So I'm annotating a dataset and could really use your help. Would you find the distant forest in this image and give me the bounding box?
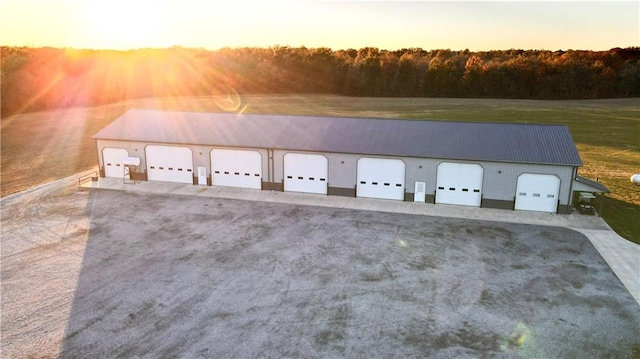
[2,46,639,116]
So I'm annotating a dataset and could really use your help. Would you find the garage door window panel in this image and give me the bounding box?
[514,174,560,213]
[146,145,194,184]
[103,148,130,178]
[356,158,405,201]
[284,153,328,195]
[211,149,262,189]
[436,162,483,207]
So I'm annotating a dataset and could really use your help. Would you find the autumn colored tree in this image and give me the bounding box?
[1,46,639,117]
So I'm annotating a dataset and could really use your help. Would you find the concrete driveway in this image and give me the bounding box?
[1,180,639,358]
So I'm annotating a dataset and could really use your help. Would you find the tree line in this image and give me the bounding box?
[2,46,639,116]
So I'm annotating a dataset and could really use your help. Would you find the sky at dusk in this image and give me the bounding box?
[1,1,638,51]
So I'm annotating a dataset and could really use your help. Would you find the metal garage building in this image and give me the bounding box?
[93,109,608,214]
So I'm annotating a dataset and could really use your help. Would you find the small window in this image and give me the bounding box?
[187,169,192,172]
[473,189,480,193]
[168,167,173,171]
[396,184,402,187]
[287,175,293,179]
[360,181,366,184]
[372,182,378,185]
[384,183,390,186]
[309,177,315,181]
[533,193,541,197]
[255,174,260,177]
[107,163,112,166]
[519,192,526,196]
[449,187,455,191]
[159,167,164,170]
[116,164,121,167]
[245,173,250,176]
[547,194,555,198]
[462,188,469,192]
[320,178,326,182]
[150,166,155,169]
[438,186,445,190]
[214,170,219,174]
[298,176,303,180]
[234,172,240,176]
[178,168,183,171]
[224,171,229,174]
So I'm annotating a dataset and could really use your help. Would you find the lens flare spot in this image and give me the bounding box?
[500,322,530,351]
[213,87,243,112]
[397,239,408,247]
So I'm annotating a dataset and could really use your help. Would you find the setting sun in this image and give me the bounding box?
[1,0,637,51]
[82,1,168,49]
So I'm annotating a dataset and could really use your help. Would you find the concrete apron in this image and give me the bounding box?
[81,175,640,306]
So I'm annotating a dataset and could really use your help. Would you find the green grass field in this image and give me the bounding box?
[2,95,638,243]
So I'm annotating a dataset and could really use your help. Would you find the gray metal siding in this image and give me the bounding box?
[192,145,211,172]
[99,139,575,206]
[479,162,574,205]
[394,158,573,206]
[271,149,576,205]
[327,153,358,189]
[404,158,439,195]
[97,140,269,182]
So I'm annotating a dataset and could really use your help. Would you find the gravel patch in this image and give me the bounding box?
[2,182,638,358]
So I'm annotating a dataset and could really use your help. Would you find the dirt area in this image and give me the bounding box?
[1,178,639,358]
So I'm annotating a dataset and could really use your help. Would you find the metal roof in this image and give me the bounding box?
[93,109,583,166]
[574,176,610,193]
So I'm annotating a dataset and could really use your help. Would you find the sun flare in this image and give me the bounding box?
[85,0,168,49]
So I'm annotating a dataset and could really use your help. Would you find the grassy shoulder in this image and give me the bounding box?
[2,95,638,243]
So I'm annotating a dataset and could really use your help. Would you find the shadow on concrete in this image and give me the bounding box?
[59,190,639,358]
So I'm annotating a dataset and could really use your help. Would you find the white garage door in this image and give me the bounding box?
[284,153,328,194]
[211,149,262,189]
[356,158,405,200]
[146,145,193,184]
[514,173,560,213]
[436,162,483,207]
[103,148,129,178]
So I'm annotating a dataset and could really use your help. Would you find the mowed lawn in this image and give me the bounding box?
[1,95,639,243]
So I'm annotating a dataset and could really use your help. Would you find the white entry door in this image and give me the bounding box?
[145,145,193,184]
[197,167,207,186]
[103,148,129,178]
[414,181,426,202]
[436,162,483,207]
[284,153,328,194]
[356,158,405,200]
[514,173,560,213]
[211,149,262,189]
